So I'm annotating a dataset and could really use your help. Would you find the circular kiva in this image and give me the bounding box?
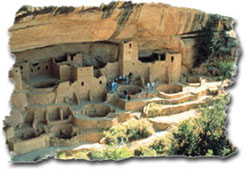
[32,80,57,88]
[82,104,111,117]
[117,85,142,96]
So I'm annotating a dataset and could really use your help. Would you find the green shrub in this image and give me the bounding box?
[195,14,239,67]
[57,152,67,159]
[150,138,167,155]
[87,146,133,161]
[125,118,154,141]
[145,103,162,117]
[219,61,236,81]
[104,124,127,145]
[56,149,89,160]
[87,150,105,160]
[104,146,133,160]
[134,146,157,157]
[103,118,154,145]
[164,96,236,157]
[72,150,89,160]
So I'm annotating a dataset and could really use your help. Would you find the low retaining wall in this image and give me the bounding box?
[149,120,170,131]
[11,134,50,155]
[117,112,132,123]
[27,92,55,105]
[77,132,104,143]
[125,101,146,111]
[158,91,187,99]
[72,115,115,130]
[130,93,156,100]
[146,100,205,117]
[191,86,207,99]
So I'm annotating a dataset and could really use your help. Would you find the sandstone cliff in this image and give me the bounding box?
[9,1,237,69]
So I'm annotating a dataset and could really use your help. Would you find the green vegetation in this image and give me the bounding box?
[57,150,89,160]
[15,6,76,23]
[52,6,75,16]
[144,102,174,117]
[195,14,239,67]
[144,103,162,117]
[150,96,236,157]
[134,146,157,157]
[150,138,167,155]
[118,1,135,25]
[103,124,127,145]
[219,61,237,82]
[87,150,105,160]
[15,6,53,23]
[103,118,154,145]
[57,152,67,159]
[102,1,118,18]
[87,146,133,160]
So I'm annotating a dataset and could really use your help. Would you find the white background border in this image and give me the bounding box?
[0,0,246,169]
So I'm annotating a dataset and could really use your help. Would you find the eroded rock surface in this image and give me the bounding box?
[9,1,238,69]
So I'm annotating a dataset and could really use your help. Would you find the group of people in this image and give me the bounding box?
[107,73,133,93]
[146,82,156,88]
[106,73,156,101]
[121,90,131,101]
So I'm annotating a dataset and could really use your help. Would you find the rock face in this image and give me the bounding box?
[9,1,235,69]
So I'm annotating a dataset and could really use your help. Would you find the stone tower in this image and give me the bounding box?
[119,40,138,76]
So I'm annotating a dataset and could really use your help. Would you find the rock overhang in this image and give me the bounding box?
[9,1,234,54]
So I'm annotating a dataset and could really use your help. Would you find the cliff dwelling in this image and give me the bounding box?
[4,1,240,162]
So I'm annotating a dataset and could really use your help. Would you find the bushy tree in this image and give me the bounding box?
[195,14,239,67]
[103,124,127,145]
[195,15,222,66]
[149,138,167,155]
[134,146,157,157]
[125,118,154,141]
[103,118,154,145]
[157,96,236,157]
[219,61,236,83]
